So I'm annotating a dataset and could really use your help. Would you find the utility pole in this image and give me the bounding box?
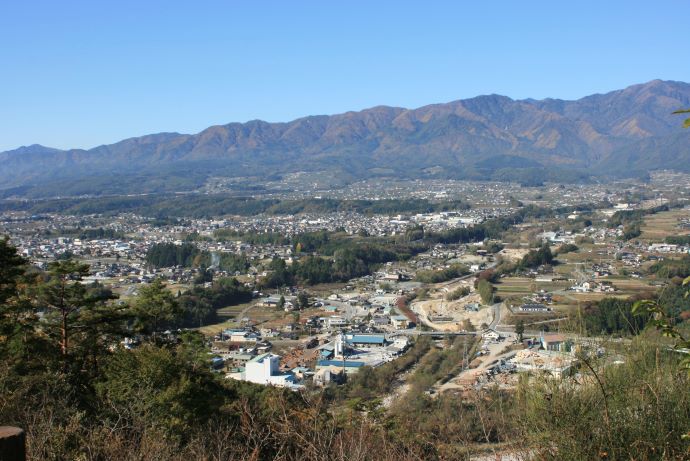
[463,340,468,371]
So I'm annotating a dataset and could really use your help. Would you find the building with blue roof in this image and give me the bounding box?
[344,334,388,348]
[319,349,334,359]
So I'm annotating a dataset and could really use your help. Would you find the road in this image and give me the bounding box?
[315,298,369,321]
[432,301,515,394]
[436,335,516,394]
[488,302,502,330]
[236,303,255,322]
[436,261,498,289]
[396,330,476,337]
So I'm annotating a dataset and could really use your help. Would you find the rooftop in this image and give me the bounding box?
[247,353,274,363]
[542,334,567,343]
[317,360,366,368]
[346,334,386,345]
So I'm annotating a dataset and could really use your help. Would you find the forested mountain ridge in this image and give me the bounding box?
[2,79,689,196]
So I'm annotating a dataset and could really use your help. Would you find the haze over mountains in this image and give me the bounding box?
[2,79,689,197]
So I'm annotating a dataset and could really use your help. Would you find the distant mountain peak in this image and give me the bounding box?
[1,80,689,197]
[5,144,64,155]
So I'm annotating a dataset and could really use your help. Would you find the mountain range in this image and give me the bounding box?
[2,79,689,197]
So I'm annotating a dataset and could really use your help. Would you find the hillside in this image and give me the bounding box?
[2,80,689,197]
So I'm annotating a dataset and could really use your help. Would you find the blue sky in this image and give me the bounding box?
[1,1,688,151]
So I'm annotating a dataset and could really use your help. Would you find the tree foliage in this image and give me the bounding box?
[519,243,553,269]
[581,297,649,335]
[477,279,495,304]
[415,264,469,283]
[131,279,181,336]
[516,319,525,341]
[146,243,201,268]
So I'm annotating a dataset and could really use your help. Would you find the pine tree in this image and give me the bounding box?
[131,279,181,339]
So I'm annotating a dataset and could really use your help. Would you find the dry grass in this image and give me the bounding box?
[495,277,568,296]
[640,208,690,240]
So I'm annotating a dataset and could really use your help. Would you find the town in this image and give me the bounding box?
[2,174,688,401]
[2,4,689,459]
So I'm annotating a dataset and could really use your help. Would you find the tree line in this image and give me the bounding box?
[0,195,471,219]
[145,243,250,274]
[260,242,403,288]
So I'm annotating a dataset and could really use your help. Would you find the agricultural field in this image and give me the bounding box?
[200,301,262,336]
[606,277,658,294]
[640,208,690,240]
[216,302,252,320]
[495,277,569,298]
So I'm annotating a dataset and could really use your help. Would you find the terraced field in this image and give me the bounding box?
[641,209,690,240]
[495,277,569,298]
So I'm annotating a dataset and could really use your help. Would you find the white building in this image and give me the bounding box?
[482,329,501,341]
[245,353,279,384]
[229,331,259,342]
[328,316,347,328]
[391,315,411,329]
[241,353,298,388]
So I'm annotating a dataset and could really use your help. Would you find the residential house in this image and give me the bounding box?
[540,333,572,353]
[313,366,345,386]
[391,315,411,329]
[482,329,501,341]
[519,303,551,313]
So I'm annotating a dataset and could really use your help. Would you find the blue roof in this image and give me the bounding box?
[317,360,365,368]
[346,335,386,345]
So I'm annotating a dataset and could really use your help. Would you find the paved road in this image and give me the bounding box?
[315,298,369,321]
[438,261,498,286]
[488,302,502,330]
[396,330,477,337]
